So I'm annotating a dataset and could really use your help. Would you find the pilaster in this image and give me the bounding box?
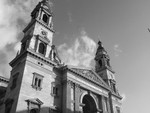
[74,83,81,113]
[62,80,73,113]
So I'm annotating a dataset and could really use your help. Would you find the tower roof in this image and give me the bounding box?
[41,0,52,13]
[31,0,52,16]
[95,40,108,57]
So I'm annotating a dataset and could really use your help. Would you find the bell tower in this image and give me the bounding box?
[20,0,54,58]
[2,1,62,113]
[95,41,117,93]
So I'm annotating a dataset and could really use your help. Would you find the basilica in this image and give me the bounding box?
[0,0,122,113]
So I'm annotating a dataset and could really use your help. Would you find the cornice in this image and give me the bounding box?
[23,19,36,33]
[110,91,122,100]
[27,49,56,66]
[36,19,55,32]
[0,76,9,83]
[23,19,55,33]
[97,66,115,74]
[9,49,56,68]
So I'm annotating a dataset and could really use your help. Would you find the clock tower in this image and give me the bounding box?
[21,0,54,57]
[2,0,62,113]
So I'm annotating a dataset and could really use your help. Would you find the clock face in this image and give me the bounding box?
[41,30,47,36]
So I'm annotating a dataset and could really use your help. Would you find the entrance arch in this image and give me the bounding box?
[82,95,97,113]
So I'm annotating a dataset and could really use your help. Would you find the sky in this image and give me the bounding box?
[0,0,150,113]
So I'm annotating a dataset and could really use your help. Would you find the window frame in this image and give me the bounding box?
[42,13,49,25]
[51,82,59,97]
[32,73,44,91]
[99,60,103,67]
[38,42,47,55]
[25,98,43,113]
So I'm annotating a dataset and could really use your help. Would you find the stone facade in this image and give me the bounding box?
[0,0,122,113]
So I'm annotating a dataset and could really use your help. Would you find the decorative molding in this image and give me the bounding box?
[0,76,9,83]
[71,68,104,86]
[66,80,73,86]
[62,80,82,92]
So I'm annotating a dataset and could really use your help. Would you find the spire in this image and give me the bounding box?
[31,0,53,18]
[95,41,111,72]
[98,40,103,48]
[41,0,52,13]
[95,40,108,57]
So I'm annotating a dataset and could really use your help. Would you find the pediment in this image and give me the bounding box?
[25,98,43,105]
[70,67,109,89]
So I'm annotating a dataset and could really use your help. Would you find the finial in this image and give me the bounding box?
[98,40,103,48]
[43,0,48,2]
[43,0,51,3]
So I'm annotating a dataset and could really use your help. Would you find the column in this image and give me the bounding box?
[62,80,73,113]
[108,92,114,113]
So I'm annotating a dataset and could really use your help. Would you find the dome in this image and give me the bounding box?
[41,0,52,13]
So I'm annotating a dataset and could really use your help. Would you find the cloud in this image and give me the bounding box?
[0,0,44,77]
[114,44,122,57]
[58,30,97,67]
[67,12,73,23]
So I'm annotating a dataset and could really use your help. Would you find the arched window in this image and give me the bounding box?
[38,42,46,55]
[30,109,37,113]
[82,95,97,113]
[42,14,49,24]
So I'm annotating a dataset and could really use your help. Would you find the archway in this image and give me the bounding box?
[82,95,97,113]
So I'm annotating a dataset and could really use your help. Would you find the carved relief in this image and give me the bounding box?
[71,68,104,86]
[67,80,73,86]
[62,80,82,93]
[75,83,82,92]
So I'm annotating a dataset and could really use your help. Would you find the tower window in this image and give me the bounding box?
[99,60,102,67]
[38,42,46,55]
[32,73,43,90]
[42,14,49,24]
